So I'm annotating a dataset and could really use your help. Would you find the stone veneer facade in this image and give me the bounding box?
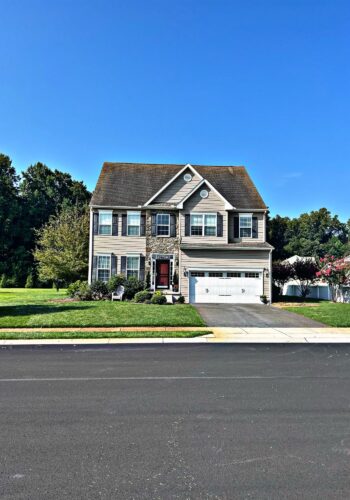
[145,210,180,284]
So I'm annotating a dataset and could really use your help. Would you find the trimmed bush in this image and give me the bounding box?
[134,290,153,303]
[123,277,146,300]
[176,295,185,304]
[75,282,92,301]
[90,280,109,300]
[107,275,125,293]
[151,291,167,305]
[67,280,84,298]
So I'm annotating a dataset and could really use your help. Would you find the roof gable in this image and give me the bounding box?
[177,179,234,210]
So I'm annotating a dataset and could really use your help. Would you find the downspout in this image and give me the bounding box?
[88,208,93,284]
[269,249,273,304]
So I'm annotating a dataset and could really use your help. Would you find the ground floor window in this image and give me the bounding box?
[127,256,139,279]
[97,255,111,282]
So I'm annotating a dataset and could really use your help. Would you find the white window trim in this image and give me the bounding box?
[190,213,217,237]
[98,210,112,236]
[126,255,140,279]
[97,254,111,282]
[127,211,141,237]
[156,213,170,237]
[239,213,253,239]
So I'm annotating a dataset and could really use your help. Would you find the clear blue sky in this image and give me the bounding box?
[1,0,349,221]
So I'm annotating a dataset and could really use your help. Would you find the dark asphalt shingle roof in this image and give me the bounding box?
[90,163,267,209]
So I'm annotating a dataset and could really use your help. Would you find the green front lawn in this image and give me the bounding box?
[285,302,350,327]
[0,289,205,328]
[0,330,210,340]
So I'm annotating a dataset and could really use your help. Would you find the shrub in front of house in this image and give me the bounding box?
[67,280,92,301]
[123,277,146,300]
[107,275,125,293]
[151,291,167,305]
[67,280,84,298]
[134,290,153,303]
[176,295,185,304]
[90,280,109,300]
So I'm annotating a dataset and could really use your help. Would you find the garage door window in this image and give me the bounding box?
[245,272,260,278]
[208,272,223,277]
[191,272,205,277]
[227,272,241,278]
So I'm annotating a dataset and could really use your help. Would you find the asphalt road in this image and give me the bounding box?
[1,344,350,499]
[194,303,325,327]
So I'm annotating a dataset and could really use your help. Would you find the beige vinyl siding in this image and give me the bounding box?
[228,212,265,243]
[180,249,270,300]
[93,210,146,275]
[181,187,227,244]
[155,169,202,204]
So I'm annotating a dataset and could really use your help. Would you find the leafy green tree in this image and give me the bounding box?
[267,215,290,260]
[34,205,90,288]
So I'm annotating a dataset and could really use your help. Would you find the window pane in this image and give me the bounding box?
[157,225,169,236]
[245,272,259,278]
[240,227,252,237]
[157,214,169,225]
[204,226,216,236]
[204,214,216,226]
[227,272,241,278]
[208,272,223,277]
[98,269,110,282]
[98,256,110,269]
[240,216,252,228]
[99,212,112,225]
[127,257,139,270]
[191,272,205,277]
[128,226,140,236]
[127,212,140,225]
[191,214,203,226]
[127,270,139,279]
[191,226,203,236]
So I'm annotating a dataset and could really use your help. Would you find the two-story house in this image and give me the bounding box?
[89,163,273,303]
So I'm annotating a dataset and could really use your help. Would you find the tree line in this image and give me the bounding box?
[0,153,90,287]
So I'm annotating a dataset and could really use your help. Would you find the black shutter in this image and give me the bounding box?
[185,214,191,236]
[151,212,157,236]
[234,215,239,238]
[140,214,146,236]
[217,213,223,237]
[170,213,176,237]
[139,256,145,281]
[93,212,99,235]
[92,256,98,281]
[252,216,258,239]
[112,213,118,236]
[121,256,127,276]
[111,254,117,276]
[122,214,127,236]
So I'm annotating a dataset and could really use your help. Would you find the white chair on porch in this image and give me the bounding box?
[112,285,125,301]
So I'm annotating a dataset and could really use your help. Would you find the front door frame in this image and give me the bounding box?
[151,253,174,291]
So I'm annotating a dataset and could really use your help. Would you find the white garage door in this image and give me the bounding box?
[189,271,263,304]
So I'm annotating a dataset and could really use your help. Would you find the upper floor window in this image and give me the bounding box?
[190,213,217,236]
[127,211,141,236]
[127,256,139,279]
[157,213,170,236]
[97,255,111,282]
[239,214,252,238]
[99,211,112,235]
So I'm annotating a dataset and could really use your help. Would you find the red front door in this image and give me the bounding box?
[156,260,170,288]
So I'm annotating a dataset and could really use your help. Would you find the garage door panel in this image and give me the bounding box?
[189,274,262,304]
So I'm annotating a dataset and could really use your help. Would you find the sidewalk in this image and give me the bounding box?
[0,327,350,345]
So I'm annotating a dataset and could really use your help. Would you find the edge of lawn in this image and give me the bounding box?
[0,330,213,340]
[284,305,350,328]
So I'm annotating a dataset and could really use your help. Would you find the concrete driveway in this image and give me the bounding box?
[194,303,326,327]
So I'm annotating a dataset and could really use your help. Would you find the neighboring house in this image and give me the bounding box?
[282,255,331,300]
[89,163,273,304]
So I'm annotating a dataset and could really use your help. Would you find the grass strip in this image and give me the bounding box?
[0,331,212,340]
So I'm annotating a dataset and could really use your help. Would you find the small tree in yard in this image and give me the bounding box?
[34,205,89,290]
[272,261,293,296]
[316,255,350,302]
[291,258,319,299]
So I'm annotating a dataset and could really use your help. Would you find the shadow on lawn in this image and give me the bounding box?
[0,304,92,318]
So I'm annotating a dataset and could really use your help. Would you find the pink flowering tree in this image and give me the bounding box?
[316,255,350,302]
